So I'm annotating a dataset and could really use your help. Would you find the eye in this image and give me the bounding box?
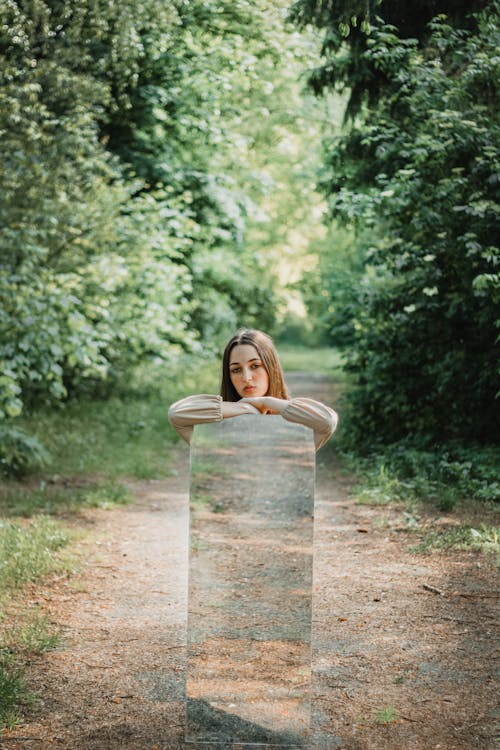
[251,363,262,369]
[230,367,241,374]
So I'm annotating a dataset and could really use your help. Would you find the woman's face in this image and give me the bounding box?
[229,344,269,398]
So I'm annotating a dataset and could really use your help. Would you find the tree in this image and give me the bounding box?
[289,0,487,115]
[0,0,324,465]
[0,1,198,428]
[291,1,499,444]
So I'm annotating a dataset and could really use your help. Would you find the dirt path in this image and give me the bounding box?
[1,374,498,749]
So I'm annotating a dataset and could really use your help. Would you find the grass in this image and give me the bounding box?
[348,444,500,508]
[0,481,134,518]
[0,519,69,729]
[343,442,500,558]
[0,516,72,595]
[0,612,61,728]
[14,355,222,482]
[0,650,33,730]
[21,396,175,480]
[410,523,500,557]
[277,344,345,377]
[2,613,61,655]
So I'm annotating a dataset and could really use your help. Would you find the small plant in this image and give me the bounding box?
[3,613,61,655]
[0,650,34,729]
[375,705,399,724]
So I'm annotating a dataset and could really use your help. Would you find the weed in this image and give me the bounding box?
[354,464,408,505]
[0,427,49,478]
[211,502,225,513]
[411,523,500,558]
[375,705,399,724]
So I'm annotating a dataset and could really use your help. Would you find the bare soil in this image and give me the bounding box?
[1,374,498,750]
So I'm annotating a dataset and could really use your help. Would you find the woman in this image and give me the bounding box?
[168,329,338,450]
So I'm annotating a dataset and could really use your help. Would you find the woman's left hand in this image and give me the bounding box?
[240,396,289,414]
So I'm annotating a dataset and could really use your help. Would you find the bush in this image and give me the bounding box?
[0,427,50,478]
[343,441,500,510]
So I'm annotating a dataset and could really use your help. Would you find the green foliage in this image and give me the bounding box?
[299,223,364,346]
[0,427,49,478]
[289,0,485,116]
[295,3,500,445]
[345,442,500,510]
[0,0,196,426]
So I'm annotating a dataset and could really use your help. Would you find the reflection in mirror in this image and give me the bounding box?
[186,415,315,747]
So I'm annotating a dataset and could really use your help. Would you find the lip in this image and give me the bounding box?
[243,386,256,393]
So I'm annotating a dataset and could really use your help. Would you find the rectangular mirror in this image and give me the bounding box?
[186,415,315,747]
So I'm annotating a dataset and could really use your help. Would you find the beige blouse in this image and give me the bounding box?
[168,394,338,450]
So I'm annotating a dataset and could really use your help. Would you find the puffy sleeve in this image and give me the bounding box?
[281,397,338,451]
[168,394,223,444]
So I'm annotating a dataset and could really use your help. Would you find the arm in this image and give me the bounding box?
[168,394,259,444]
[241,396,338,450]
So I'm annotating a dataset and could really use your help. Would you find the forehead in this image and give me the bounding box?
[229,344,260,364]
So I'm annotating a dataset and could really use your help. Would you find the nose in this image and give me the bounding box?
[242,367,253,382]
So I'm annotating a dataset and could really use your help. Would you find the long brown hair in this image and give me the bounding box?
[220,329,289,402]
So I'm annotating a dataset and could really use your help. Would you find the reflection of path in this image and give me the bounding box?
[187,417,315,745]
[2,373,498,749]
